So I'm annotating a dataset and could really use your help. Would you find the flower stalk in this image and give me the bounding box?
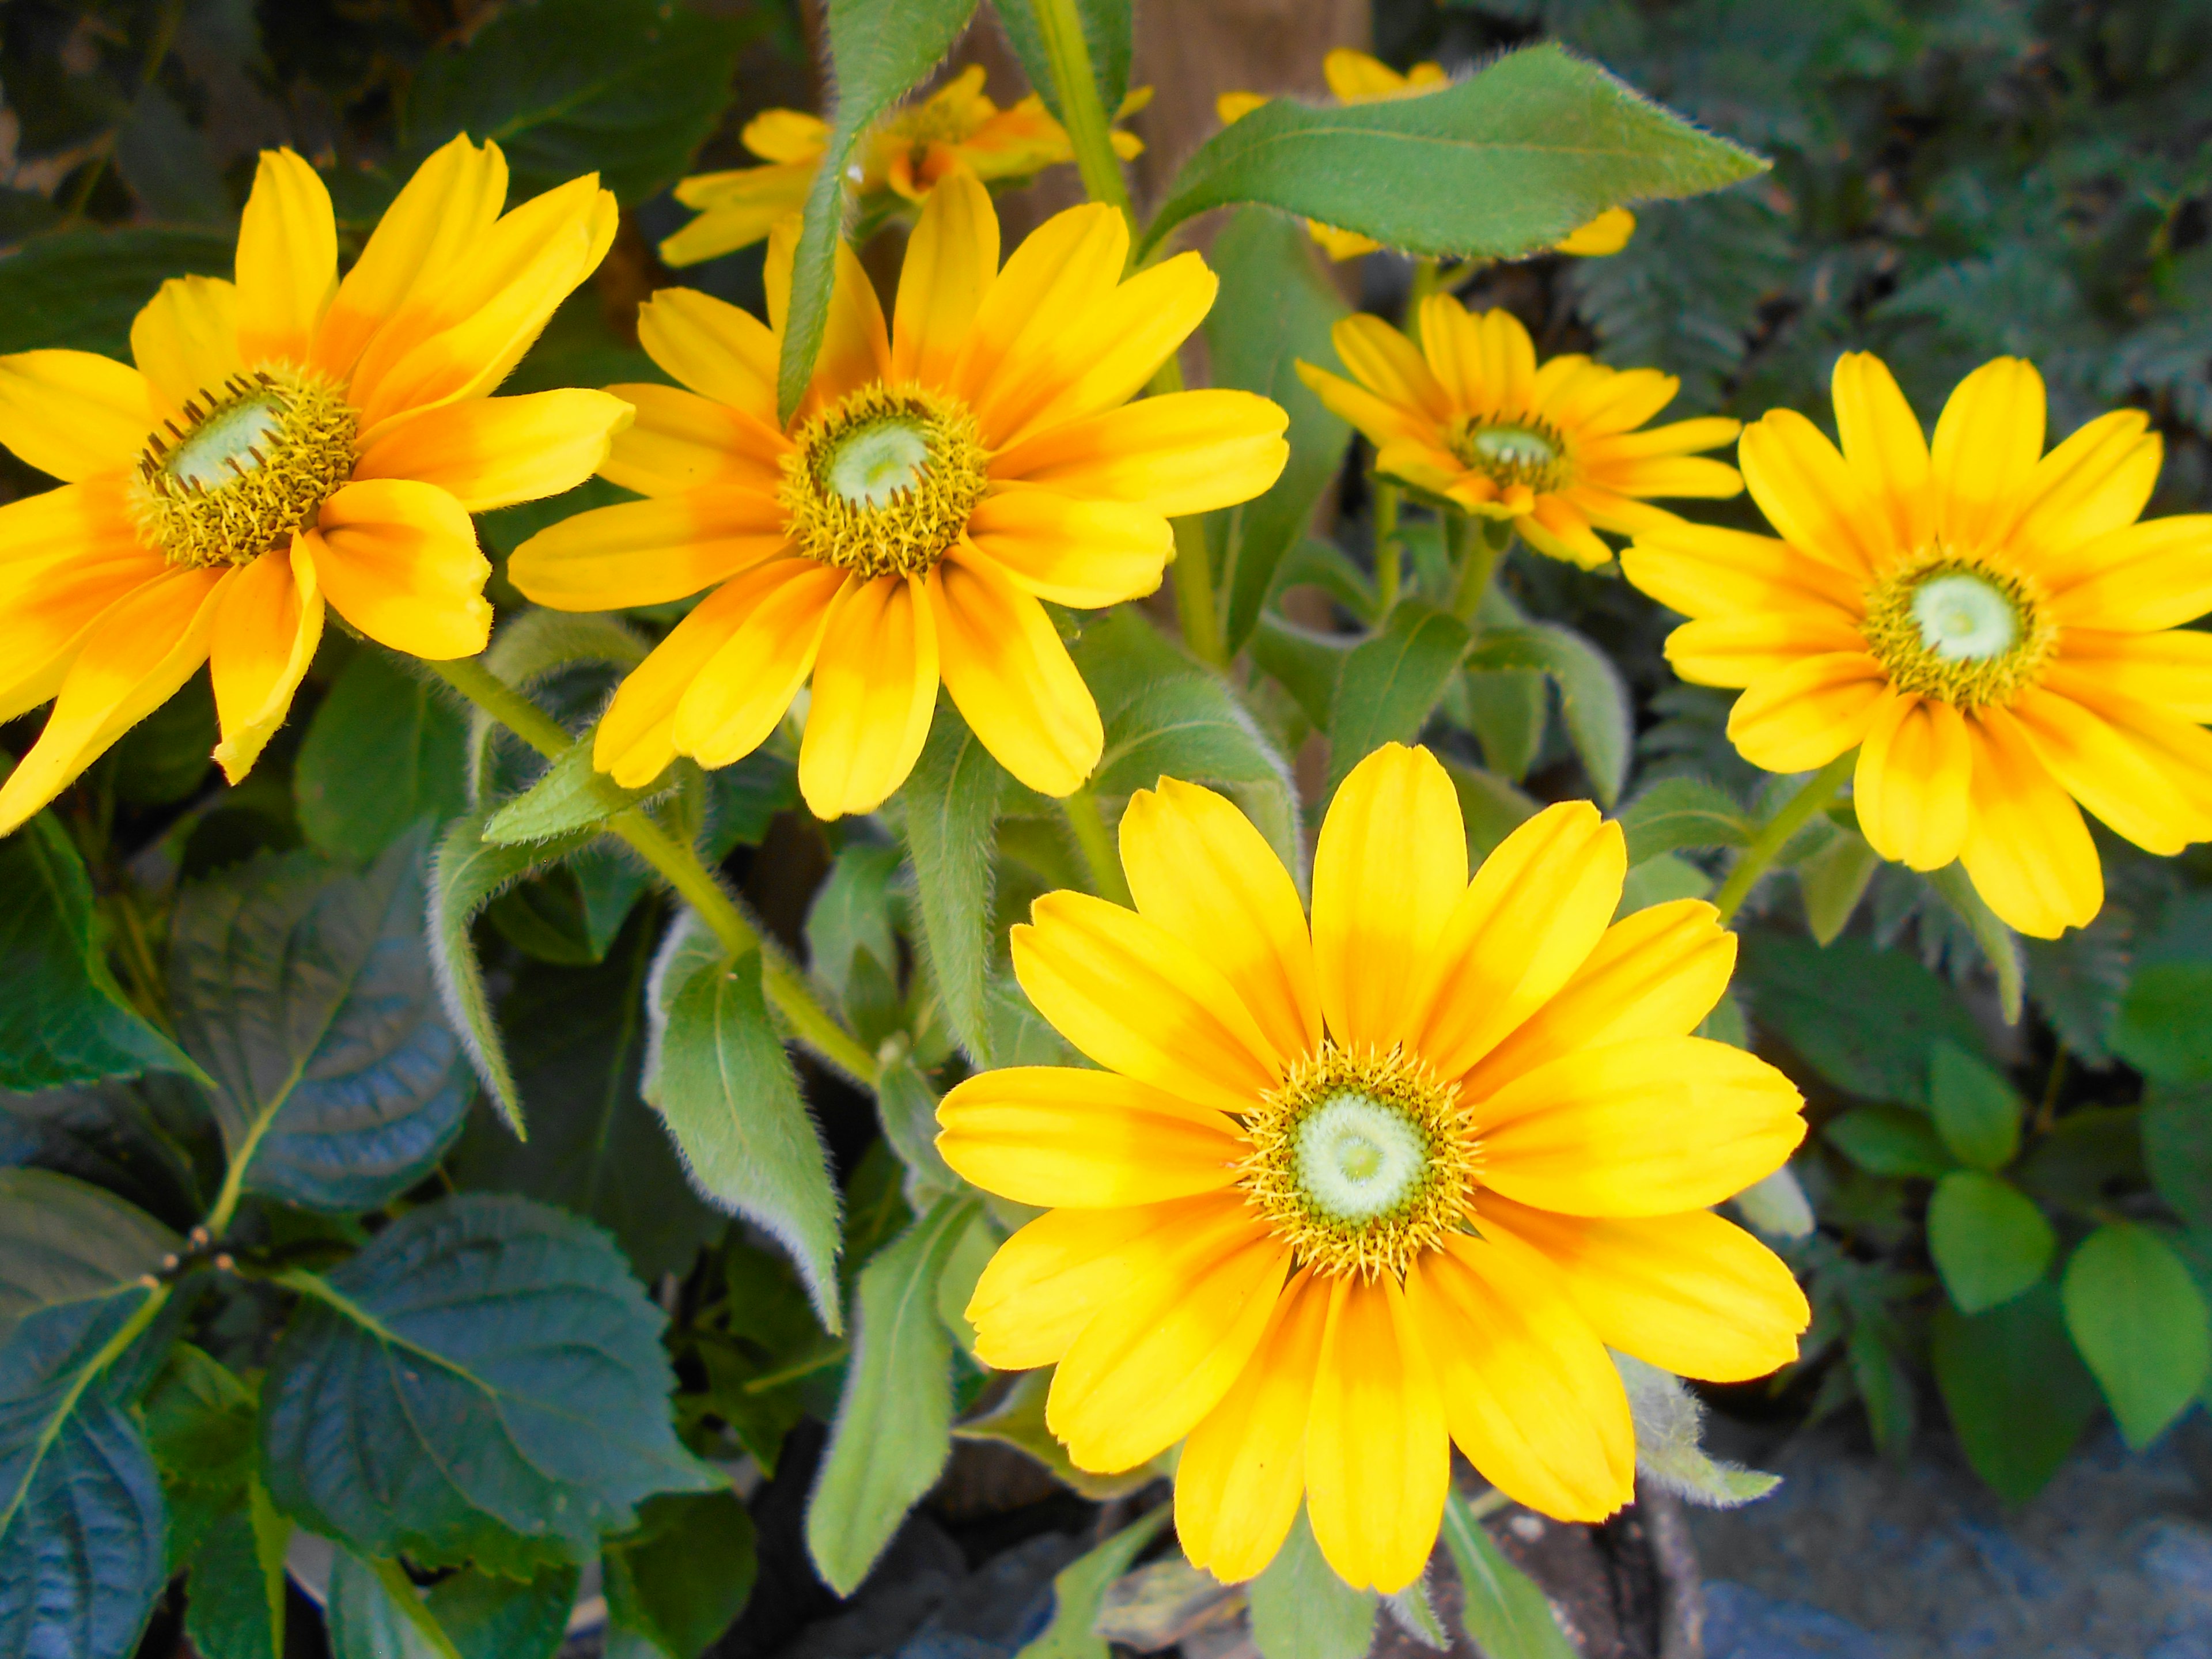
[1027,0,1135,223]
[1711,750,1858,926]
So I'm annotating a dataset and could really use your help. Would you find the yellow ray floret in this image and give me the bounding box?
[512,172,1289,821]
[935,748,1809,1592]
[0,137,627,835]
[1619,350,2212,938]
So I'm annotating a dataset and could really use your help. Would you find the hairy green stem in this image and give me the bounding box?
[1028,0,1133,222]
[1446,512,1508,620]
[1712,751,1857,926]
[1061,786,1131,906]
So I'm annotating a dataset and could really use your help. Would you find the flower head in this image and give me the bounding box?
[1217,51,1635,263]
[0,138,626,835]
[1297,300,1741,567]
[660,67,1147,267]
[511,173,1289,819]
[1622,353,2212,938]
[937,744,1808,1591]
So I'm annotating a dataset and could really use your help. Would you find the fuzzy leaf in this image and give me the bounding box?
[1327,603,1472,797]
[1614,1353,1779,1506]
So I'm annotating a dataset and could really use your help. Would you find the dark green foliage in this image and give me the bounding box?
[1738,932,1985,1105]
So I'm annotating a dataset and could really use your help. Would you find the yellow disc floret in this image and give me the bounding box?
[1860,551,2057,709]
[778,382,989,578]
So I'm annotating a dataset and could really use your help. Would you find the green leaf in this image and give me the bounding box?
[1205,209,1353,654]
[1327,601,1472,796]
[170,834,472,1212]
[1927,1171,2055,1314]
[603,1487,756,1659]
[261,1194,716,1571]
[953,1368,1156,1501]
[1439,1488,1577,1659]
[143,1344,256,1570]
[899,707,1008,1066]
[0,226,233,356]
[805,842,905,1014]
[2113,964,2212,1084]
[1795,825,1880,945]
[1464,622,1633,806]
[325,1548,454,1659]
[484,740,661,846]
[1614,775,1751,865]
[1613,1354,1778,1506]
[182,1478,291,1659]
[426,1563,579,1659]
[2143,1086,2212,1231]
[1248,1506,1378,1659]
[1731,1166,1815,1240]
[1014,1505,1171,1659]
[990,0,1132,126]
[0,810,194,1092]
[1438,753,1539,862]
[114,671,218,806]
[1927,1041,2024,1170]
[404,0,751,202]
[1931,1286,2101,1505]
[1846,1318,1915,1459]
[0,1169,177,1346]
[642,939,843,1332]
[1141,43,1765,258]
[1924,864,2024,1025]
[874,1051,959,1206]
[1249,612,1354,732]
[777,0,982,420]
[1615,851,1710,916]
[1455,668,1548,782]
[2061,1221,2212,1448]
[468,612,652,800]
[296,652,469,862]
[702,751,800,861]
[805,1194,979,1594]
[113,84,230,226]
[1824,1107,1955,1179]
[1737,932,1986,1106]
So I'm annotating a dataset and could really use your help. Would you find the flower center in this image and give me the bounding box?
[779,383,988,578]
[130,368,358,569]
[1240,1042,1480,1281]
[1861,554,2055,709]
[1446,416,1569,493]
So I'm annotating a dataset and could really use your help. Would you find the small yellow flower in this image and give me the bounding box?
[1296,299,1741,567]
[1217,50,1635,263]
[512,173,1289,820]
[1623,353,2212,940]
[937,744,1808,1592]
[0,138,627,835]
[660,66,1148,267]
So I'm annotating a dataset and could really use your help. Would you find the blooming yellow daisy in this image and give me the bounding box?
[510,172,1288,819]
[659,66,1147,267]
[0,137,626,835]
[937,744,1808,1591]
[1217,51,1635,263]
[1296,298,1741,568]
[1622,353,2212,940]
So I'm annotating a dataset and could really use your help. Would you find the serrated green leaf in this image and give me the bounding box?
[1824,1106,1955,1178]
[295,651,469,863]
[261,1195,717,1571]
[1613,1354,1778,1507]
[603,1488,755,1659]
[2114,963,2212,1085]
[143,1343,255,1571]
[1930,1285,2100,1505]
[1439,1489,1577,1659]
[1737,933,1986,1106]
[0,226,233,356]
[1615,775,1751,865]
[483,741,659,846]
[1327,602,1472,796]
[899,707,1007,1066]
[113,671,218,806]
[325,1549,453,1659]
[1927,1171,2054,1313]
[2061,1221,2211,1448]
[182,1477,290,1659]
[0,1169,177,1346]
[1465,620,1632,805]
[1249,1506,1378,1659]
[1014,1505,1170,1659]
[991,0,1132,126]
[1927,1041,2024,1170]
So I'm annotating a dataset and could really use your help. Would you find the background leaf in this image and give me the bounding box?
[1439,1489,1577,1659]
[0,1169,177,1344]
[1931,1286,2101,1504]
[601,1487,756,1659]
[989,0,1132,127]
[1248,1507,1377,1659]
[295,652,469,863]
[1327,603,1472,797]
[1737,932,1986,1105]
[1464,621,1633,806]
[898,707,1006,1065]
[1926,1171,2054,1315]
[0,226,233,355]
[2060,1221,2211,1448]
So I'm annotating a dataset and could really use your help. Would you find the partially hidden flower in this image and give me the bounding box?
[660,66,1149,267]
[511,171,1289,819]
[936,744,1809,1591]
[0,137,626,835]
[1216,50,1634,263]
[1622,352,2212,939]
[1296,298,1741,567]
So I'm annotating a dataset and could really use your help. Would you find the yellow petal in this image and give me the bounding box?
[1929,357,2044,552]
[1724,652,1889,772]
[738,108,831,165]
[1176,1271,1329,1585]
[1738,408,1891,580]
[891,169,998,389]
[353,389,632,511]
[597,382,786,498]
[1406,1230,1634,1522]
[1324,48,1412,101]
[936,1065,1244,1208]
[1584,453,1743,501]
[0,567,225,836]
[636,286,782,424]
[1958,704,2101,938]
[1464,899,1734,1099]
[2058,628,2212,722]
[1331,312,1454,424]
[2012,675,2212,856]
[1662,612,1870,688]
[131,276,242,415]
[509,488,789,612]
[0,351,156,482]
[1010,890,1283,1117]
[950,203,1127,423]
[1310,743,1467,1053]
[1539,361,1677,438]
[1478,1198,1808,1384]
[669,560,849,768]
[234,149,337,368]
[1119,778,1321,1064]
[1518,494,1612,570]
[1407,802,1625,1078]
[1475,308,1538,415]
[2041,515,2212,632]
[1580,415,1744,463]
[796,574,939,819]
[988,253,1218,446]
[659,161,813,267]
[2008,408,2160,562]
[1829,351,1930,558]
[800,236,893,419]
[964,489,1170,608]
[1303,1275,1450,1594]
[309,478,490,660]
[1552,206,1634,256]
[1416,296,1490,414]
[1620,521,1865,624]
[1853,691,1972,871]
[930,552,1103,796]
[1294,359,1433,448]
[1476,1036,1806,1217]
[208,540,323,783]
[591,568,796,786]
[0,486,168,723]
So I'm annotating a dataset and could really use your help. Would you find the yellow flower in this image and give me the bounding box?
[1622,353,2212,940]
[512,172,1288,819]
[1296,300,1741,567]
[660,66,1148,267]
[0,138,626,835]
[1216,51,1635,263]
[937,744,1808,1592]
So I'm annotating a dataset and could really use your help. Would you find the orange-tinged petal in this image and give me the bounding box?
[1622,521,1865,623]
[931,552,1103,796]
[796,573,938,818]
[964,488,1170,608]
[596,382,786,498]
[1853,691,1971,871]
[669,560,849,770]
[2012,674,2212,855]
[952,202,1125,429]
[131,276,242,415]
[0,481,166,722]
[1012,890,1283,1117]
[2041,515,2212,632]
[208,540,322,783]
[1304,1274,1450,1594]
[1829,351,1930,559]
[1958,704,2101,938]
[989,389,1287,518]
[636,286,782,423]
[1176,1271,1329,1584]
[2008,408,2160,562]
[0,351,156,482]
[309,479,489,660]
[1476,1036,1806,1217]
[1477,1197,1808,1384]
[233,149,336,368]
[1724,652,1888,772]
[1119,778,1321,1064]
[509,488,789,612]
[353,388,632,510]
[2058,628,2212,722]
[1310,743,1467,1054]
[891,169,998,389]
[1929,357,2044,553]
[1519,494,1612,569]
[1406,1230,1634,1522]
[936,1065,1243,1208]
[1294,359,1433,448]
[1738,408,1891,580]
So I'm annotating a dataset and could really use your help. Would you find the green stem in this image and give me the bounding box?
[1446,513,1506,621]
[1373,482,1402,618]
[1169,514,1225,666]
[1712,751,1857,927]
[1029,0,1133,222]
[1405,256,1441,316]
[1061,786,1130,906]
[421,656,877,1086]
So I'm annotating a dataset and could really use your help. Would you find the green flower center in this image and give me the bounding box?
[779,382,988,578]
[1911,572,2018,661]
[1446,416,1569,492]
[1861,554,2055,710]
[1295,1092,1429,1221]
